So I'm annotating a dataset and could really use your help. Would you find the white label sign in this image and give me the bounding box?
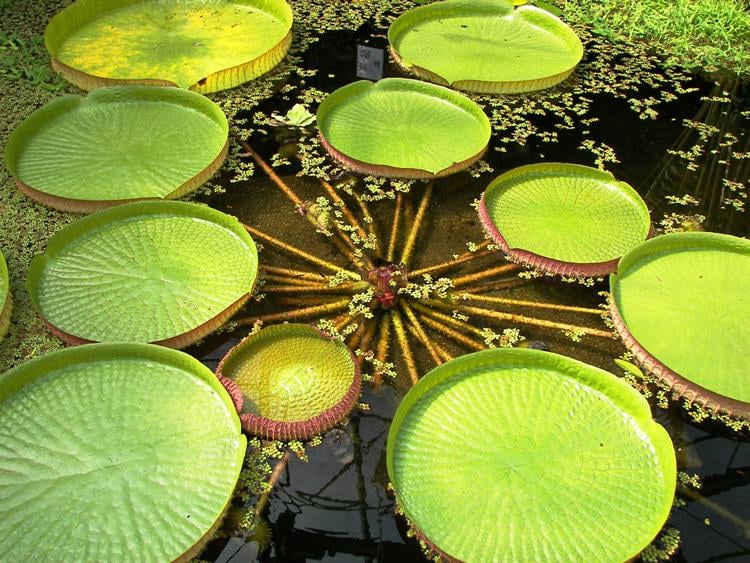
[356,44,384,80]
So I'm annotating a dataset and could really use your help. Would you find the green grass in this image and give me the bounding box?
[558,0,750,76]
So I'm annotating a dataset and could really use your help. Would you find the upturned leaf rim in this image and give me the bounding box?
[0,250,11,340]
[0,342,246,561]
[27,200,258,348]
[388,0,584,94]
[610,231,750,421]
[216,323,361,440]
[317,78,491,178]
[5,86,229,212]
[44,0,293,93]
[479,162,651,276]
[387,347,676,562]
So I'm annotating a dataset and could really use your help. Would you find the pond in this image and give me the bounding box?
[0,1,748,562]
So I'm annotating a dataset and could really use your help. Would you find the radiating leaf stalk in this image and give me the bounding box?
[391,307,419,385]
[457,292,605,315]
[450,263,522,288]
[400,182,433,268]
[373,311,393,387]
[400,301,443,366]
[243,223,359,280]
[387,193,404,263]
[409,240,492,278]
[235,299,351,326]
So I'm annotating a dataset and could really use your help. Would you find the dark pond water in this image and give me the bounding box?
[185,24,749,563]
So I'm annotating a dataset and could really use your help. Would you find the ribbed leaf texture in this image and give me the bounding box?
[0,343,246,561]
[387,348,675,562]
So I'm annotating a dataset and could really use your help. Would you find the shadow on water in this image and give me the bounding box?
[191,25,749,563]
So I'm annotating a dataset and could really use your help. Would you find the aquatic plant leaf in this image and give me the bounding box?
[387,348,675,561]
[388,0,583,93]
[479,163,651,276]
[28,201,258,347]
[216,324,361,440]
[611,232,750,419]
[0,343,246,560]
[44,0,293,93]
[0,250,10,340]
[317,78,491,178]
[5,86,228,212]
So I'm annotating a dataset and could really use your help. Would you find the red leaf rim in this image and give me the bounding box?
[215,324,362,441]
[609,299,750,422]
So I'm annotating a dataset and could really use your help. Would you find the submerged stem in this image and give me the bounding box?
[263,282,365,294]
[410,240,493,278]
[236,299,350,325]
[387,194,403,263]
[392,307,419,385]
[243,223,359,280]
[254,451,290,518]
[425,299,615,339]
[400,301,443,366]
[263,266,328,282]
[456,293,605,315]
[373,311,392,387]
[240,140,305,209]
[451,263,521,288]
[401,182,433,269]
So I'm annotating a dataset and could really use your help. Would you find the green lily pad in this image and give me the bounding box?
[28,201,258,348]
[0,343,246,560]
[0,250,11,340]
[479,163,651,276]
[610,232,750,420]
[45,0,293,93]
[388,0,583,93]
[216,323,361,440]
[5,86,228,213]
[317,78,491,178]
[387,348,675,561]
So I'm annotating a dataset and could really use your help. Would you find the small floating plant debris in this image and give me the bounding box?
[387,348,675,562]
[216,323,361,440]
[0,343,246,560]
[0,250,10,340]
[5,86,229,212]
[44,0,293,92]
[610,232,750,421]
[388,0,583,94]
[317,78,490,178]
[28,201,258,347]
[479,163,651,276]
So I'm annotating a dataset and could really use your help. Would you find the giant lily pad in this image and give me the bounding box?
[388,0,583,94]
[216,323,361,440]
[479,163,651,276]
[0,250,10,340]
[0,343,246,560]
[610,232,750,420]
[5,86,228,213]
[317,78,491,178]
[45,0,293,93]
[28,201,258,348]
[387,348,675,561]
